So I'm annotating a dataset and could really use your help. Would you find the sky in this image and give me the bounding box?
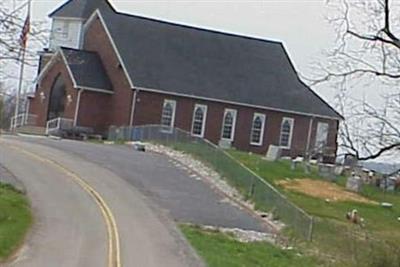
[23,0,336,100]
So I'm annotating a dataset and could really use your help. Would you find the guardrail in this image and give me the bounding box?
[45,117,74,135]
[10,114,37,130]
[109,125,314,240]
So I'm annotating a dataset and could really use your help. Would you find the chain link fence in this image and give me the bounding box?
[109,125,314,240]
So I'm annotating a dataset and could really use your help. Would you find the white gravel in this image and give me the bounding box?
[197,224,277,244]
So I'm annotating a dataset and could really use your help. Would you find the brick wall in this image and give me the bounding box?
[31,13,339,160]
[77,90,111,133]
[30,55,77,127]
[133,90,339,158]
[83,16,133,127]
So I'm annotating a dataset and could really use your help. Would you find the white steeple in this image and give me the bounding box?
[47,0,113,51]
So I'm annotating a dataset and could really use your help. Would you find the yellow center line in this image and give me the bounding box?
[5,143,122,267]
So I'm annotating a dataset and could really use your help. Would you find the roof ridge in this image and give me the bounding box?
[49,0,116,19]
[109,10,283,45]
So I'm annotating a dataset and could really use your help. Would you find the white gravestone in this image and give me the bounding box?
[346,176,362,193]
[265,145,281,161]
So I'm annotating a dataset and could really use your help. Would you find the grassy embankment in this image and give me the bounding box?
[232,151,400,266]
[0,184,31,261]
[181,224,318,267]
[165,141,400,267]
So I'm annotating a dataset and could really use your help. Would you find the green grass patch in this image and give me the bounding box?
[148,141,400,267]
[228,150,323,183]
[180,224,319,267]
[153,140,400,266]
[227,150,400,266]
[0,183,32,261]
[228,150,400,235]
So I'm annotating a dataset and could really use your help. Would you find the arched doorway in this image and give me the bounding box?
[47,74,66,120]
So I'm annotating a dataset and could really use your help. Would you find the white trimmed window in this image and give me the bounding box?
[279,117,294,149]
[250,113,266,146]
[191,104,207,137]
[221,109,237,141]
[315,122,329,149]
[160,99,176,131]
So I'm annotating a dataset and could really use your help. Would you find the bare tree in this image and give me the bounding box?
[0,91,16,130]
[338,91,400,161]
[0,0,48,62]
[309,0,400,161]
[0,0,48,80]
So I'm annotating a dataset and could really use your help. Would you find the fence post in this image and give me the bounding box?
[308,216,314,241]
[173,128,177,145]
[248,175,255,199]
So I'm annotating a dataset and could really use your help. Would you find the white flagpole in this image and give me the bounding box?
[13,0,31,131]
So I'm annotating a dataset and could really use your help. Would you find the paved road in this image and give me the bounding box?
[0,137,203,267]
[0,164,25,193]
[16,136,267,232]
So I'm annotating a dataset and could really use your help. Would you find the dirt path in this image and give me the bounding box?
[277,179,377,204]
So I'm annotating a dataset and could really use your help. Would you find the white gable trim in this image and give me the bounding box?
[59,49,79,88]
[60,50,113,93]
[35,50,62,85]
[35,48,77,88]
[35,48,112,94]
[78,86,114,94]
[83,10,135,89]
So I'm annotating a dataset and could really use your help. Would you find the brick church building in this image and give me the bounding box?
[28,0,342,159]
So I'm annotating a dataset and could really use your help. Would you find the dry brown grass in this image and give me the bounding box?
[277,179,377,204]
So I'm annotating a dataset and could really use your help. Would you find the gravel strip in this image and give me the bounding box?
[197,224,277,244]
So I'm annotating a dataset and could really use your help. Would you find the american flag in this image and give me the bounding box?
[19,13,30,49]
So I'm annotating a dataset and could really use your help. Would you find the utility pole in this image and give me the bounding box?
[0,94,3,134]
[12,0,31,131]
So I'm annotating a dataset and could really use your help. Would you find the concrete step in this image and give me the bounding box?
[16,126,46,136]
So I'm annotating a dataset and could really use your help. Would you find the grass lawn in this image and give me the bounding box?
[159,141,400,266]
[228,150,400,267]
[181,224,319,267]
[0,184,32,261]
[229,150,400,232]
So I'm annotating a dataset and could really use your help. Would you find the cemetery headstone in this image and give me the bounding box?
[265,145,281,161]
[380,177,396,191]
[346,175,362,192]
[344,154,358,168]
[318,163,337,181]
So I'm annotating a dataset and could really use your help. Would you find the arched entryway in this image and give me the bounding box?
[47,74,66,120]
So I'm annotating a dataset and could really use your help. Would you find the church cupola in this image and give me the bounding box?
[48,0,114,51]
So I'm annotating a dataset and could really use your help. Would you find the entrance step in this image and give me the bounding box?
[16,126,46,136]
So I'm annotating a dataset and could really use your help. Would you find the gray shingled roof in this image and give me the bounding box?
[49,0,114,19]
[61,48,112,92]
[99,11,342,119]
[49,0,341,119]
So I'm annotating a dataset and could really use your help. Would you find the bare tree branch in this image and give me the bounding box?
[306,0,400,162]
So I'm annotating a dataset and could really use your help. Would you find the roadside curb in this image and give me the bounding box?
[0,163,26,194]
